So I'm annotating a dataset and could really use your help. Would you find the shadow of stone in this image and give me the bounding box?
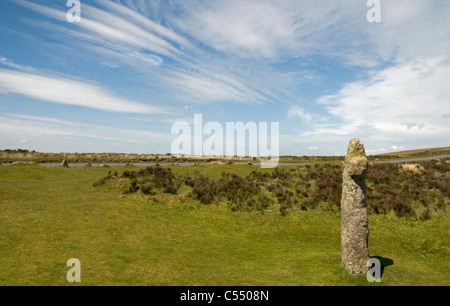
[371,256,394,277]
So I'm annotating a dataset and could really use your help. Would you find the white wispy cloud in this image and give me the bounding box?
[165,70,269,104]
[171,0,365,60]
[14,0,274,106]
[14,0,67,21]
[94,0,190,48]
[0,113,173,152]
[171,0,450,66]
[0,56,36,71]
[80,4,181,59]
[9,114,80,125]
[174,0,298,58]
[287,106,313,122]
[316,56,450,148]
[0,68,166,114]
[15,0,186,61]
[366,0,450,62]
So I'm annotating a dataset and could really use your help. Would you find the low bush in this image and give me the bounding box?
[93,170,118,187]
[94,159,449,219]
[96,166,180,195]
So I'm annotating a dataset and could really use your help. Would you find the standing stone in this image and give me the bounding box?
[61,159,69,167]
[341,138,369,275]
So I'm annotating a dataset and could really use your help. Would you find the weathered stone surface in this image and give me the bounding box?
[61,159,69,167]
[341,138,370,275]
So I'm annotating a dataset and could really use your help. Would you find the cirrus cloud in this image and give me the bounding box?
[0,68,166,114]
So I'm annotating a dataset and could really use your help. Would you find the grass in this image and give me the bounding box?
[0,164,449,285]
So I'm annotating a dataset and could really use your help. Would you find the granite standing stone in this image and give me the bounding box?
[341,138,370,275]
[61,159,69,167]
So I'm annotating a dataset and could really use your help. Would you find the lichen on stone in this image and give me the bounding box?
[344,138,368,177]
[345,138,366,159]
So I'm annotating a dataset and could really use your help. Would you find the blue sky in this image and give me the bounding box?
[0,0,449,155]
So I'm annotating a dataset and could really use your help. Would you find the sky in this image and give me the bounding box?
[0,0,449,156]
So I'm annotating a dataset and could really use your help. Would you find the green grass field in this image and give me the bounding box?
[0,164,449,285]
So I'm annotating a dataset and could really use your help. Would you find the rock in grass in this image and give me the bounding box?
[341,138,370,275]
[61,159,69,167]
